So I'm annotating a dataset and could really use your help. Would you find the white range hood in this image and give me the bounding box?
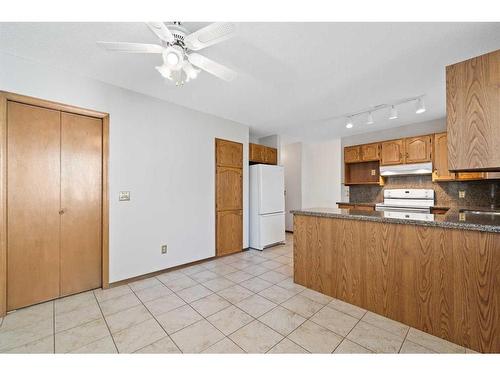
[380,162,433,176]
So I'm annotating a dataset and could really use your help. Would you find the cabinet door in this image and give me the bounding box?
[216,210,243,256]
[249,143,266,163]
[216,139,243,167]
[447,49,500,170]
[433,132,455,181]
[266,147,278,165]
[7,102,61,310]
[361,143,380,161]
[344,146,361,163]
[60,113,102,296]
[216,167,243,211]
[380,140,404,165]
[405,135,432,163]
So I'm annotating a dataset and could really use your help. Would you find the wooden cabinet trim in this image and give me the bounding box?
[0,92,110,317]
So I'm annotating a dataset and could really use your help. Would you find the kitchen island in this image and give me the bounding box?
[291,207,500,353]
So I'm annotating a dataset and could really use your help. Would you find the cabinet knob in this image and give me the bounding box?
[59,209,65,215]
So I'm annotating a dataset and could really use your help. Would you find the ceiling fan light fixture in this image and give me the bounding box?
[155,64,173,80]
[162,46,184,70]
[415,97,426,114]
[183,61,201,81]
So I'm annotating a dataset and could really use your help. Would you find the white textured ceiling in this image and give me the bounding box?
[1,22,499,140]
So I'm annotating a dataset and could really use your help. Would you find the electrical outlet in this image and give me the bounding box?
[459,190,466,199]
[371,169,376,176]
[161,245,167,254]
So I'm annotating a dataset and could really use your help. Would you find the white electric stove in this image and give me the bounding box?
[375,189,435,221]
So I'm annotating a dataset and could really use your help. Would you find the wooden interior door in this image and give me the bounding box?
[7,102,61,310]
[405,135,432,163]
[380,140,404,165]
[60,113,102,296]
[215,139,243,256]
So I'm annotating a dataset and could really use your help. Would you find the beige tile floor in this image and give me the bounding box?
[0,234,474,354]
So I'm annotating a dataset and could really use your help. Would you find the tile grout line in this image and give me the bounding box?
[331,310,371,353]
[397,325,411,353]
[93,289,120,354]
[128,282,183,354]
[155,275,248,353]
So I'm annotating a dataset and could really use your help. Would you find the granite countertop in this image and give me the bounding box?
[291,206,500,233]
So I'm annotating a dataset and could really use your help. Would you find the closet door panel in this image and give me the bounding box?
[7,102,61,310]
[60,112,102,296]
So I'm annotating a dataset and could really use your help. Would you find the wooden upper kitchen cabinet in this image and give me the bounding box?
[433,132,456,181]
[433,132,497,181]
[380,139,405,165]
[447,49,500,171]
[344,145,361,163]
[249,143,278,165]
[360,143,380,161]
[405,135,432,163]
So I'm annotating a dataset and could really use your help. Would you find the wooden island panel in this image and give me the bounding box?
[293,214,500,353]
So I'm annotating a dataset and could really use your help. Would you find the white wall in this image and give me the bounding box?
[0,52,249,283]
[282,143,302,231]
[302,139,343,208]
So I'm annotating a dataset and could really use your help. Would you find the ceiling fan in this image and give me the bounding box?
[97,22,237,86]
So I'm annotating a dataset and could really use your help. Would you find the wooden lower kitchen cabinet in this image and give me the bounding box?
[293,214,500,353]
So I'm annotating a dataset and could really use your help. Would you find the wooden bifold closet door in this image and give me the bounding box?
[6,102,102,311]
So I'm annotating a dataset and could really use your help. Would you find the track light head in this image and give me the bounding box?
[345,118,353,129]
[415,97,426,114]
[366,112,374,125]
[389,105,398,120]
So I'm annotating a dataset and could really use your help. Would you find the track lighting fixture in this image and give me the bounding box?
[389,105,398,120]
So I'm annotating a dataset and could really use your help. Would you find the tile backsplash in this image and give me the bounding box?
[349,175,500,207]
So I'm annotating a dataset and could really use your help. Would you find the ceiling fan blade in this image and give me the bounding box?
[184,23,236,51]
[97,41,163,53]
[188,53,236,82]
[146,22,175,43]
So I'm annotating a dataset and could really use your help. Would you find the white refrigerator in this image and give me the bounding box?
[249,164,286,250]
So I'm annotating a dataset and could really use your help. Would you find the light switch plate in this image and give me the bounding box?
[161,245,167,254]
[119,191,130,201]
[459,190,465,199]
